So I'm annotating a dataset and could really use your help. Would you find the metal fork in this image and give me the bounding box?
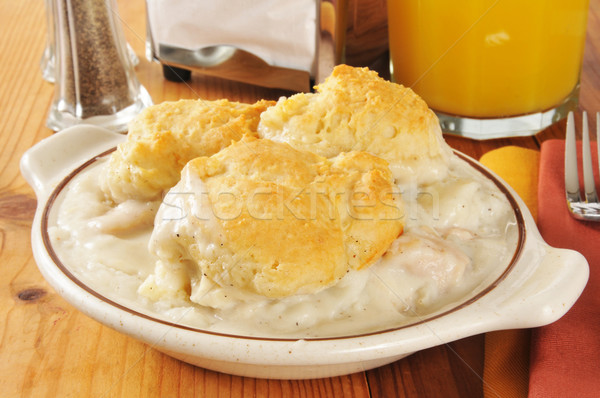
[565,111,600,221]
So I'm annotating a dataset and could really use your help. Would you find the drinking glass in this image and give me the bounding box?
[387,0,590,139]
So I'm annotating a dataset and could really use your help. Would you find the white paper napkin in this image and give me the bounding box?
[146,0,318,74]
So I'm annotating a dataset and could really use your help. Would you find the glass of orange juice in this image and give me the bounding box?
[387,0,589,138]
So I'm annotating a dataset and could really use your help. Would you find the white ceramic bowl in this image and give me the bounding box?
[21,125,589,379]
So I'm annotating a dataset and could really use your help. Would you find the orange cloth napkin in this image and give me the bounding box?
[528,139,600,398]
[480,146,539,398]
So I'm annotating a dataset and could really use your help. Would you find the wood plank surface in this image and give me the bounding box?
[1,0,599,397]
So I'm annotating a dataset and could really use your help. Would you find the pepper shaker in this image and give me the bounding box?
[47,0,152,132]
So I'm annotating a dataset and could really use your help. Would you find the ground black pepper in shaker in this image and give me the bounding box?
[47,0,152,132]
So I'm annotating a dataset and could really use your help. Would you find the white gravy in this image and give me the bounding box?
[48,155,518,338]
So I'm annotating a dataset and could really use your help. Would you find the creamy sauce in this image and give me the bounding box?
[48,155,518,338]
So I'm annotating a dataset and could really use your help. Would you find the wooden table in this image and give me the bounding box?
[1,1,599,396]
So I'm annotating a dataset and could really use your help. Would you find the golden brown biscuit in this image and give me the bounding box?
[257,64,452,184]
[149,136,404,298]
[101,98,274,202]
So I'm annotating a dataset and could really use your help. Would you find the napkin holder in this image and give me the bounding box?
[145,0,345,92]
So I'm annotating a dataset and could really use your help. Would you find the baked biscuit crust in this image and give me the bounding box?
[101,98,274,202]
[258,64,452,184]
[151,136,404,298]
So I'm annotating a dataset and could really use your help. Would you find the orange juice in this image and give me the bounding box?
[388,0,589,118]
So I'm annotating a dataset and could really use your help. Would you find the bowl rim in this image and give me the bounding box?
[39,146,526,342]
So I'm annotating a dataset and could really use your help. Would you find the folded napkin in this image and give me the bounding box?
[529,139,600,398]
[480,146,539,398]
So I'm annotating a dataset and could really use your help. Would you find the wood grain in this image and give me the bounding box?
[1,0,598,397]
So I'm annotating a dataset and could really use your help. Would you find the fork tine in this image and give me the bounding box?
[597,112,600,188]
[581,111,598,202]
[565,112,580,204]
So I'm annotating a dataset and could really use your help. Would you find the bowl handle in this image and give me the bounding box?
[488,245,589,329]
[20,125,124,199]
